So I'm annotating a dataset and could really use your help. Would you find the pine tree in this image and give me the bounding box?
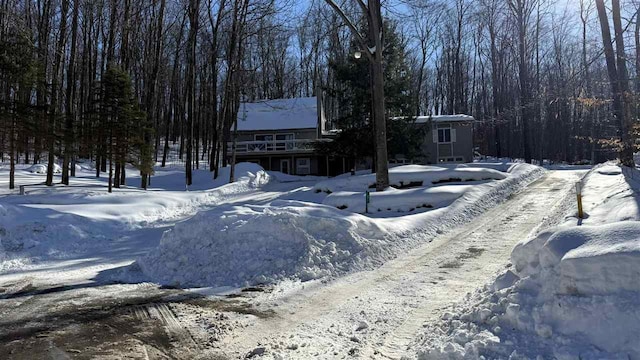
[319,21,423,166]
[0,29,37,189]
[99,66,147,192]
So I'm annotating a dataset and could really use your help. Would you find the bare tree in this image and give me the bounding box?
[62,0,80,185]
[595,0,634,166]
[185,0,201,186]
[507,0,536,164]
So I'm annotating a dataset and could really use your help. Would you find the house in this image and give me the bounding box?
[230,98,474,175]
[416,114,474,164]
[229,96,345,176]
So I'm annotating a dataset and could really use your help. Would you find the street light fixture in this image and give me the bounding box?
[354,50,362,59]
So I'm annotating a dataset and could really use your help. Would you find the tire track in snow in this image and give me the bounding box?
[371,176,569,358]
[214,170,584,359]
[132,303,197,346]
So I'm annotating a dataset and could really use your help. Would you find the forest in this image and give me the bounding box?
[0,0,639,190]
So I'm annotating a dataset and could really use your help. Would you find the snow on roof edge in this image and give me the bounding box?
[414,114,474,123]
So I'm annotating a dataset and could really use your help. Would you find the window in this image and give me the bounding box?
[277,133,295,150]
[255,134,274,142]
[275,134,294,141]
[296,158,311,175]
[438,128,451,143]
[255,133,295,150]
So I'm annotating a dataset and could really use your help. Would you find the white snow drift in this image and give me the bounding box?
[137,163,545,288]
[318,165,509,214]
[418,163,640,360]
[0,162,275,274]
[313,165,507,193]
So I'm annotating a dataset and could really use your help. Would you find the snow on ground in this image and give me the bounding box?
[317,165,509,214]
[416,163,640,359]
[138,200,385,287]
[0,162,314,284]
[136,163,545,288]
[323,184,475,214]
[25,163,62,174]
[313,164,507,193]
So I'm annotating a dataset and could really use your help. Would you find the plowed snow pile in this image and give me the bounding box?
[138,201,385,287]
[417,163,640,360]
[138,163,544,288]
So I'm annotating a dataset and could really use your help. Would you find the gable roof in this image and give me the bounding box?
[414,114,474,124]
[237,97,318,131]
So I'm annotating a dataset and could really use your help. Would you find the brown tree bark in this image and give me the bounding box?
[142,0,166,189]
[595,0,634,166]
[508,0,533,164]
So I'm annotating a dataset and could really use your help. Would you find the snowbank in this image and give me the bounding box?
[146,162,270,191]
[323,185,474,213]
[417,163,640,359]
[137,163,545,288]
[210,162,270,188]
[313,165,506,193]
[138,201,385,287]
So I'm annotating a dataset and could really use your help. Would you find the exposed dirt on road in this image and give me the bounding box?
[0,282,264,360]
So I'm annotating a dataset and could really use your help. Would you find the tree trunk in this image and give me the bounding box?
[47,0,69,186]
[636,9,640,93]
[62,0,79,185]
[185,0,200,187]
[369,0,389,190]
[595,0,633,166]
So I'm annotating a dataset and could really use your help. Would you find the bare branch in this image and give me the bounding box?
[323,0,373,59]
[354,0,368,14]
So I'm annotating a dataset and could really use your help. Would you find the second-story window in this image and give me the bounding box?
[254,133,295,151]
[255,134,274,142]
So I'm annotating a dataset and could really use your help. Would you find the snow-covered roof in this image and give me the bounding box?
[414,114,474,124]
[237,97,318,131]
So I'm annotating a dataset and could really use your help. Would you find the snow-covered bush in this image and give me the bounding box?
[313,165,507,193]
[26,163,62,174]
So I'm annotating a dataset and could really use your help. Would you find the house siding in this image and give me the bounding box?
[419,121,473,164]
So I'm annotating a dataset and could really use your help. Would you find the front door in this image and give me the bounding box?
[280,159,290,174]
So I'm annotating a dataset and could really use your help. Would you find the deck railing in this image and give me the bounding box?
[229,139,321,154]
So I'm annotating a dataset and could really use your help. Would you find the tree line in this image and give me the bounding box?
[0,0,639,191]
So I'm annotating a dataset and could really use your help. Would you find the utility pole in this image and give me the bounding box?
[324,0,390,191]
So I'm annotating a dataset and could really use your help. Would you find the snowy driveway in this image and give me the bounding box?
[0,170,585,359]
[212,169,585,359]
